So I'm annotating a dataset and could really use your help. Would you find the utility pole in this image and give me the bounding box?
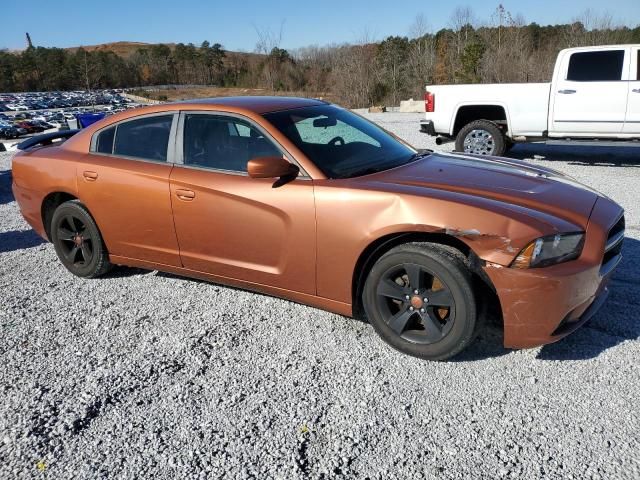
[26,32,33,49]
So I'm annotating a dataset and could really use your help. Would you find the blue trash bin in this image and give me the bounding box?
[76,113,106,128]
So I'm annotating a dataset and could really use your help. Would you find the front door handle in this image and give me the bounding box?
[83,171,98,181]
[175,189,196,201]
[558,89,577,94]
[632,89,640,93]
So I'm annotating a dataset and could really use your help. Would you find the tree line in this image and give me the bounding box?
[1,6,639,108]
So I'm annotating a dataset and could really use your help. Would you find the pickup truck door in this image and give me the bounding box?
[550,48,629,135]
[624,47,640,135]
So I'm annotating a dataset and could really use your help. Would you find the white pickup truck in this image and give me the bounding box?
[420,44,640,156]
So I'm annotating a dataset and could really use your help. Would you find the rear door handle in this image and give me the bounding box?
[558,89,577,94]
[175,189,195,201]
[632,89,640,93]
[83,171,98,181]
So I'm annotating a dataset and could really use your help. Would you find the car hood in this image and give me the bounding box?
[362,152,600,229]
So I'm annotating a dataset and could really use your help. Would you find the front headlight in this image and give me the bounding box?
[511,233,585,269]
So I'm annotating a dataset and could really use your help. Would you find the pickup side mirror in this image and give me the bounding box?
[247,156,299,179]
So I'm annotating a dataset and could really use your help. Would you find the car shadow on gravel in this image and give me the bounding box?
[103,266,154,279]
[536,237,640,361]
[0,169,13,205]
[0,229,45,253]
[451,324,512,362]
[507,144,640,167]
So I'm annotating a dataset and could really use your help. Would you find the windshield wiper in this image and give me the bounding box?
[338,151,432,179]
[338,167,382,179]
[409,150,432,161]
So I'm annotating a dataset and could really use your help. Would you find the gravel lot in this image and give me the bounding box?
[1,112,639,479]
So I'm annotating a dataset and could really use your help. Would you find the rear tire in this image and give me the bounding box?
[363,243,479,361]
[50,200,112,278]
[455,120,506,157]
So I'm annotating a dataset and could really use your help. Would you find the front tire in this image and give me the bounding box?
[455,120,506,157]
[50,200,112,278]
[363,243,478,361]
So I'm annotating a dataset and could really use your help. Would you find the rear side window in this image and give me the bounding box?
[95,126,115,154]
[113,115,173,162]
[567,50,625,82]
[183,114,281,172]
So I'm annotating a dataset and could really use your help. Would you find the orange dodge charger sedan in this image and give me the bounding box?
[12,97,624,360]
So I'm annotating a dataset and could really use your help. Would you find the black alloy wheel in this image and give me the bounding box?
[56,213,94,267]
[363,243,479,360]
[51,200,112,278]
[374,263,455,344]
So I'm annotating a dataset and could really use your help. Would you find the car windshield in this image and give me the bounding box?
[263,105,419,179]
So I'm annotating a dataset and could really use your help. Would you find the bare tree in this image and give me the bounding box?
[449,7,476,56]
[478,5,530,83]
[564,10,631,47]
[407,14,436,96]
[330,33,378,108]
[254,21,286,90]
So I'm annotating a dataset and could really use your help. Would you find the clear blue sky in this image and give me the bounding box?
[1,0,638,51]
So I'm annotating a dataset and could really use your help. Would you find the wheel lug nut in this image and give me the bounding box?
[409,306,414,311]
[420,308,425,313]
[405,295,410,300]
[423,297,429,303]
[413,289,419,294]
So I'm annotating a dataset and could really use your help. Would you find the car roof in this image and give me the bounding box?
[172,96,327,114]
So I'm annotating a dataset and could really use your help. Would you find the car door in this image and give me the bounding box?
[78,112,182,267]
[550,48,629,135]
[169,112,316,295]
[624,46,640,135]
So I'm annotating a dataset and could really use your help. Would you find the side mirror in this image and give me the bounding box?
[247,156,299,179]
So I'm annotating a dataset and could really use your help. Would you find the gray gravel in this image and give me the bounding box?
[1,112,639,479]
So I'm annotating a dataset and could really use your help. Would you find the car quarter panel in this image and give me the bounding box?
[11,147,80,239]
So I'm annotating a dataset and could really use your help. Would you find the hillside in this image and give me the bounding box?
[64,41,259,60]
[65,41,173,57]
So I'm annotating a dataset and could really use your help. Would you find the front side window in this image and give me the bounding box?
[183,114,281,172]
[111,115,173,162]
[264,105,417,179]
[567,50,625,82]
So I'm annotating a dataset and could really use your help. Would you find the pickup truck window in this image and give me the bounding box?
[567,50,624,82]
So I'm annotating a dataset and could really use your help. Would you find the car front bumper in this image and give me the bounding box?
[484,196,624,349]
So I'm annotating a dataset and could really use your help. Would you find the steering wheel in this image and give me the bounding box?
[328,136,345,146]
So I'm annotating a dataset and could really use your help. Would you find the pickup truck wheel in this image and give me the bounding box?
[363,243,479,361]
[456,120,506,157]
